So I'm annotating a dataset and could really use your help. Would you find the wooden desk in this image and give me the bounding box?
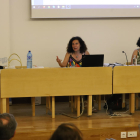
[0,67,112,118]
[113,66,140,114]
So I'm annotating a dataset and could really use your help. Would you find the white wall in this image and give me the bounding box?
[0,0,10,66]
[2,0,140,67]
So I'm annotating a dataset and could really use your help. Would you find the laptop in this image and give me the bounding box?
[82,54,104,67]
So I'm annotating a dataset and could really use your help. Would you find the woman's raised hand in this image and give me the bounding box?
[56,56,62,63]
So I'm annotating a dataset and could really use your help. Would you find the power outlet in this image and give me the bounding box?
[128,131,137,137]
[121,132,126,138]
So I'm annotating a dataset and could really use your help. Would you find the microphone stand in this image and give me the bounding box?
[122,51,128,66]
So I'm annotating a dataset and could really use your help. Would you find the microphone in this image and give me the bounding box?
[122,51,128,66]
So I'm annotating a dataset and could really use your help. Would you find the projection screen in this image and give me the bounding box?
[31,0,140,18]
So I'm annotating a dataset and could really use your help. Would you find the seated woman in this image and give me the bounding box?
[131,37,140,64]
[56,36,97,113]
[56,36,89,67]
[50,123,83,140]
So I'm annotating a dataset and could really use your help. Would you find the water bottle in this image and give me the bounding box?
[134,55,137,66]
[27,51,32,68]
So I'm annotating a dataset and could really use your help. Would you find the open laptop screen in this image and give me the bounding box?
[82,54,104,67]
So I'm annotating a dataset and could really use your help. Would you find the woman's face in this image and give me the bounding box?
[72,40,80,52]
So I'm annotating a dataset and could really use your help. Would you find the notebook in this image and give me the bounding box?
[82,54,104,67]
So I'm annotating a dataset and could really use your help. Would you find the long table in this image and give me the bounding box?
[0,67,112,118]
[113,66,140,114]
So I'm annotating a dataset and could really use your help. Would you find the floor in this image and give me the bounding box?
[8,100,140,140]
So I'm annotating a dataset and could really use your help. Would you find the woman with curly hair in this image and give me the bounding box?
[56,36,89,67]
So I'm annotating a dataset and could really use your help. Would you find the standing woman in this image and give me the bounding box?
[56,36,89,67]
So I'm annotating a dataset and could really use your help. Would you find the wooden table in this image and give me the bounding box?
[113,66,140,114]
[0,67,112,118]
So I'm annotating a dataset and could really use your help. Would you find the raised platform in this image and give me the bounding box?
[10,102,140,140]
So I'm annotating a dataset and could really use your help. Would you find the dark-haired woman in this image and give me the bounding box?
[50,123,83,140]
[56,36,89,67]
[56,36,97,113]
[131,37,140,65]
